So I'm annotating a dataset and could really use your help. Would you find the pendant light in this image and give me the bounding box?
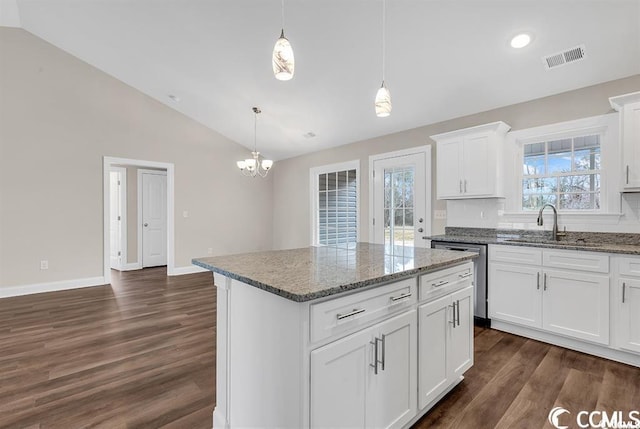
[272,0,294,81]
[237,107,274,178]
[375,0,392,117]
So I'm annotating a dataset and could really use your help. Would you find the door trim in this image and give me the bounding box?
[368,146,432,245]
[109,167,127,270]
[138,169,168,268]
[103,157,175,284]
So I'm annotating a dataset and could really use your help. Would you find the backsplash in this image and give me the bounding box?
[446,193,640,233]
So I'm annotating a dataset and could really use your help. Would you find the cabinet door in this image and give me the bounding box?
[450,286,473,378]
[488,262,542,328]
[310,327,372,428]
[368,311,417,429]
[622,101,640,189]
[462,134,491,196]
[436,139,463,198]
[417,295,451,410]
[542,269,610,345]
[618,278,640,353]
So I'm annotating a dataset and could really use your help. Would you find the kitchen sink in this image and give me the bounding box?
[504,238,602,247]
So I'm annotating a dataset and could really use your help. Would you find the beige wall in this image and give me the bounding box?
[271,74,640,250]
[0,28,273,287]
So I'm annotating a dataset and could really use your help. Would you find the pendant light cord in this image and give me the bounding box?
[281,0,285,30]
[382,0,386,83]
[253,109,258,153]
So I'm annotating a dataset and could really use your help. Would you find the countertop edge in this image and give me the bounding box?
[193,255,476,303]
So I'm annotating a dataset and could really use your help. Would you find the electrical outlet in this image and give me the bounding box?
[40,260,48,270]
[433,210,447,220]
[207,248,213,255]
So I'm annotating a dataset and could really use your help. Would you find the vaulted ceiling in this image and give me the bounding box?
[3,0,640,160]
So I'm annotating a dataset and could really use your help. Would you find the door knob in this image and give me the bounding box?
[144,223,148,227]
[418,227,424,233]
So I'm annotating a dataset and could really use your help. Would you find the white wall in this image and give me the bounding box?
[272,74,640,250]
[0,28,274,288]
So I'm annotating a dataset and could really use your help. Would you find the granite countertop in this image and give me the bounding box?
[192,243,476,302]
[429,227,640,255]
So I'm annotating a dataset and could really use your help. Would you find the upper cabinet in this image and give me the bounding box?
[610,91,640,191]
[431,121,511,200]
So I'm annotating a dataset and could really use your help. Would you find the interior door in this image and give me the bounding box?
[142,171,167,267]
[372,151,429,248]
[109,170,124,269]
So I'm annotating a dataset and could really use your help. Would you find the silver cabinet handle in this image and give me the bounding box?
[449,304,455,327]
[456,300,460,326]
[369,339,378,375]
[537,272,540,290]
[464,180,468,193]
[380,334,386,371]
[432,280,449,287]
[336,308,365,320]
[622,282,626,303]
[458,272,472,279]
[390,292,412,302]
[627,165,630,185]
[543,273,548,291]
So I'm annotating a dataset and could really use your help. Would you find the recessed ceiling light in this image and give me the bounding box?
[510,33,532,49]
[167,94,180,102]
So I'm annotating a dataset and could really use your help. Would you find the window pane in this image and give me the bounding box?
[573,144,601,171]
[522,177,556,194]
[318,169,357,246]
[559,174,599,193]
[319,173,327,191]
[547,139,572,174]
[523,142,545,175]
[522,194,557,210]
[327,172,337,190]
[337,170,348,189]
[560,193,599,210]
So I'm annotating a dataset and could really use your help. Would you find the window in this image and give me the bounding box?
[311,161,359,247]
[522,134,601,210]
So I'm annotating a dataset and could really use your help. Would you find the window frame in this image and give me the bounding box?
[504,113,620,218]
[309,160,360,247]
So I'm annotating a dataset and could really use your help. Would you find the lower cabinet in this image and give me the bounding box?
[617,270,640,354]
[488,246,610,345]
[310,310,417,429]
[418,285,473,409]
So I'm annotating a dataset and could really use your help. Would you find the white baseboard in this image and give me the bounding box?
[169,265,209,276]
[0,276,107,299]
[120,262,142,271]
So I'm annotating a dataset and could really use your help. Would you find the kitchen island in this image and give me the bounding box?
[193,243,477,429]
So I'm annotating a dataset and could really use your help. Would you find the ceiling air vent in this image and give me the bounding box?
[543,45,586,70]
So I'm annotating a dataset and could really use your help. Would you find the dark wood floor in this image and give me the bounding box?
[0,268,638,428]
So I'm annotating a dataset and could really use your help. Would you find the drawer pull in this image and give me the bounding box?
[336,308,365,320]
[458,272,472,279]
[432,280,449,287]
[390,292,412,302]
[622,282,626,304]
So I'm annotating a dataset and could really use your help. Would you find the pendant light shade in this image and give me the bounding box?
[374,0,392,117]
[375,81,392,117]
[273,0,294,81]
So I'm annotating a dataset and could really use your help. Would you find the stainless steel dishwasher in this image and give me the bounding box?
[431,241,488,326]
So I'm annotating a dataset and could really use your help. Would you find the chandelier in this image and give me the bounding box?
[237,107,273,178]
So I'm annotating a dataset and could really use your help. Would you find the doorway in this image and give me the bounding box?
[370,147,431,248]
[103,157,175,285]
[109,167,127,270]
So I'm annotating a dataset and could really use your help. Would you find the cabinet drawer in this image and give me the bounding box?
[419,262,473,302]
[543,249,609,273]
[489,245,542,266]
[310,278,417,343]
[618,256,640,277]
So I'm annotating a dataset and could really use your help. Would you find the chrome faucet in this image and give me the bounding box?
[537,203,564,241]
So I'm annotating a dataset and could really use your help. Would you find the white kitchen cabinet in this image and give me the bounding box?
[614,256,640,354]
[431,121,510,199]
[610,92,640,190]
[488,245,610,345]
[417,285,473,410]
[310,310,417,429]
[489,262,541,328]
